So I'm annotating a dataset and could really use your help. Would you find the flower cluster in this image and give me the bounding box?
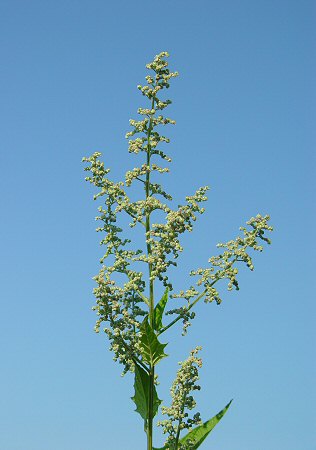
[126,51,178,156]
[124,52,178,227]
[93,270,146,374]
[165,306,196,336]
[82,53,183,373]
[83,154,149,373]
[147,187,209,288]
[167,287,200,335]
[158,348,203,449]
[190,214,273,304]
[125,163,170,188]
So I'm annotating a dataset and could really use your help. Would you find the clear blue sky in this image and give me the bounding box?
[1,1,315,449]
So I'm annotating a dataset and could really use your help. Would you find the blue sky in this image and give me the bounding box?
[0,1,315,449]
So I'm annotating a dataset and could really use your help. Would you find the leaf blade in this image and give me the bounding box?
[179,399,233,449]
[131,361,162,421]
[153,401,232,450]
[154,288,169,331]
[139,318,168,366]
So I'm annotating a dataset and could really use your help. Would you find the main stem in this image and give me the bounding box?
[146,99,155,450]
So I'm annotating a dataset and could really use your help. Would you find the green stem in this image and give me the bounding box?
[174,391,188,449]
[158,255,240,336]
[158,288,208,336]
[122,342,149,373]
[134,289,150,306]
[146,98,155,450]
[125,209,146,227]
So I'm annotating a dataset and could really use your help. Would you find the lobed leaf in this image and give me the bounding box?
[139,318,168,366]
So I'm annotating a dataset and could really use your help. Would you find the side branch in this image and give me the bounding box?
[158,288,209,336]
[121,341,149,374]
[125,209,146,227]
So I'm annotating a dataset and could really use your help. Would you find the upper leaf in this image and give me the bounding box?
[154,288,169,331]
[139,318,168,366]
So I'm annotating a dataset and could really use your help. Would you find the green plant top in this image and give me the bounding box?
[83,52,273,450]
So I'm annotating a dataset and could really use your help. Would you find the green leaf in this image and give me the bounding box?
[139,318,168,366]
[153,288,169,331]
[153,400,232,450]
[179,400,233,449]
[131,361,161,421]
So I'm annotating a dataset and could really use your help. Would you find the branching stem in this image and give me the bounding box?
[158,288,208,336]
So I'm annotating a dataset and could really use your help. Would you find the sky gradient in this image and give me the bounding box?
[1,1,315,449]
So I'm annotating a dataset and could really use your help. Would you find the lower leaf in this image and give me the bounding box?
[179,399,232,449]
[131,361,161,422]
[153,399,232,450]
